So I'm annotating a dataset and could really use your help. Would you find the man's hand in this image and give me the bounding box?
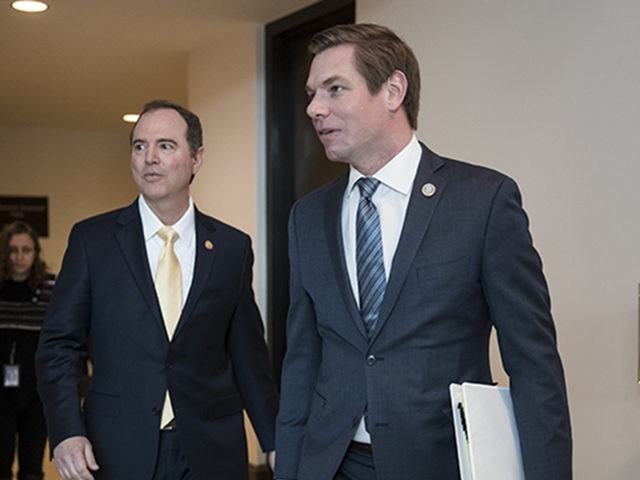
[267,450,276,471]
[53,436,100,480]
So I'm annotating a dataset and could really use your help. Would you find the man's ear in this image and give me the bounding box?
[385,70,408,112]
[192,146,204,175]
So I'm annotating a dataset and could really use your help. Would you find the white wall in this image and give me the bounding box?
[358,1,640,478]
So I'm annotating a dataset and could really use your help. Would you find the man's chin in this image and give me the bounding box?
[325,150,348,164]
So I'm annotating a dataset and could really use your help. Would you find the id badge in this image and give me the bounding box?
[3,364,20,387]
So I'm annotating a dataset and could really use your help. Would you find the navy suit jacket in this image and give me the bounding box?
[275,144,571,480]
[36,202,279,480]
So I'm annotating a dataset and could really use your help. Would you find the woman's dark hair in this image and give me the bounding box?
[0,221,47,290]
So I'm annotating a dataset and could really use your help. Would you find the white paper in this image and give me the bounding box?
[449,382,525,480]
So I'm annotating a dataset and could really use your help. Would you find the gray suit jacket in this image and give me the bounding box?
[275,144,571,480]
[36,202,278,480]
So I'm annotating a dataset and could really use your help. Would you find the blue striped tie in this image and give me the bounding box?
[356,177,386,338]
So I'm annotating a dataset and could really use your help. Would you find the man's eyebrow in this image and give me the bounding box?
[321,75,343,87]
[131,138,178,146]
[156,138,178,145]
[306,75,346,94]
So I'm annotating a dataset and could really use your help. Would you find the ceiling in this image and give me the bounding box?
[0,0,316,133]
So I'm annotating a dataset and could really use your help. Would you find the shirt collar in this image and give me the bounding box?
[346,135,421,198]
[138,195,195,243]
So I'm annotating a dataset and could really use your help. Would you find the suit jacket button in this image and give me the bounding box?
[366,354,376,366]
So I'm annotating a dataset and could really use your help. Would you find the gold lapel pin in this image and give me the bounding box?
[204,240,214,250]
[421,183,436,197]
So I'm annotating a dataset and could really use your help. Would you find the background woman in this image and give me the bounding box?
[0,221,54,480]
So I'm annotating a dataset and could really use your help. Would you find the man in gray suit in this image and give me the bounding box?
[274,23,571,480]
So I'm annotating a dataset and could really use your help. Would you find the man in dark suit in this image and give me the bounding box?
[274,24,571,480]
[36,100,278,480]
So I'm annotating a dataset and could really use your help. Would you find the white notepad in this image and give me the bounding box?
[449,382,525,480]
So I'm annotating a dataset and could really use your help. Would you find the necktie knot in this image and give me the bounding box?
[157,226,179,245]
[357,177,380,201]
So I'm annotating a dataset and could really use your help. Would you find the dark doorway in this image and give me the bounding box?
[266,0,355,383]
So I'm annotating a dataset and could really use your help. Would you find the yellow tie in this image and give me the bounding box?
[155,226,182,339]
[155,226,182,428]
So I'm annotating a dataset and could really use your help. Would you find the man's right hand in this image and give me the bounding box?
[53,436,100,480]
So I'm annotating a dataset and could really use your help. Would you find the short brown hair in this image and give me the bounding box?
[309,23,421,130]
[130,100,203,157]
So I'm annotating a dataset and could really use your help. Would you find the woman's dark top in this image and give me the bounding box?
[0,276,54,380]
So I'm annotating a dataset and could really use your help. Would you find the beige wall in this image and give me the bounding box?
[358,0,639,478]
[0,125,137,272]
[188,22,267,466]
[188,23,260,239]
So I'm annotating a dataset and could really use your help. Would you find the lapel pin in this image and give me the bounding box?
[421,183,436,197]
[204,240,214,250]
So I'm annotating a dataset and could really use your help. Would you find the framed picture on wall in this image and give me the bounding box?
[0,196,49,237]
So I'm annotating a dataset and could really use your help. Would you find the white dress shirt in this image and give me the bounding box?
[342,135,422,443]
[138,195,196,304]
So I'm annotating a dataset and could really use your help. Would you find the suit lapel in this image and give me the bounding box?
[115,202,164,331]
[371,144,447,343]
[174,208,217,337]
[324,176,369,342]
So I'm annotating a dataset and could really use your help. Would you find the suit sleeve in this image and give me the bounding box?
[226,235,279,452]
[481,177,572,479]
[274,202,323,480]
[35,224,91,449]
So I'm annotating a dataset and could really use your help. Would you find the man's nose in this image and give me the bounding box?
[306,96,328,119]
[146,146,160,163]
